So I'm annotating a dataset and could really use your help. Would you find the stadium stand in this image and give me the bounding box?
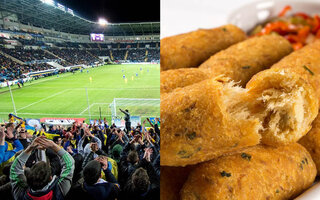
[1,48,57,62]
[0,0,160,83]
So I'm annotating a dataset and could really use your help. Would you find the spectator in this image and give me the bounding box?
[10,136,75,200]
[66,159,119,200]
[119,108,131,134]
[0,125,23,166]
[122,167,159,200]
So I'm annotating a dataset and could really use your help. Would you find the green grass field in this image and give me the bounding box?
[0,64,160,122]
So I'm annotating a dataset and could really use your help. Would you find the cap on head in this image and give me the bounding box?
[83,160,102,185]
[112,144,123,162]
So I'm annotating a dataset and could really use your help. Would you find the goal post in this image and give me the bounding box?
[109,98,160,124]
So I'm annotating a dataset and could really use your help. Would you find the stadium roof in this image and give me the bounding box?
[0,0,160,36]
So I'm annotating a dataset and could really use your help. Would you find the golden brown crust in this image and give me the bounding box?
[269,39,320,175]
[181,144,316,200]
[199,34,293,87]
[160,35,292,95]
[161,70,318,166]
[160,78,261,166]
[160,68,209,94]
[271,39,320,101]
[160,25,246,71]
[160,166,194,200]
[299,114,320,174]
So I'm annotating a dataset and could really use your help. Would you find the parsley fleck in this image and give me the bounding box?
[186,132,196,140]
[241,153,252,161]
[303,65,314,75]
[177,150,186,155]
[242,66,251,69]
[300,163,303,170]
[220,171,231,177]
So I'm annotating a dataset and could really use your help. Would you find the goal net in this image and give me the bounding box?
[109,98,160,120]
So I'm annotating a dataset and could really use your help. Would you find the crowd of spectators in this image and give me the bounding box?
[49,48,101,66]
[1,48,56,62]
[0,54,25,81]
[112,49,127,61]
[0,115,160,199]
[87,49,110,57]
[147,49,160,63]
[127,49,147,62]
[0,53,55,81]
[17,38,45,47]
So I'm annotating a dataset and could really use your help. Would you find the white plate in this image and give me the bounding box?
[227,0,320,33]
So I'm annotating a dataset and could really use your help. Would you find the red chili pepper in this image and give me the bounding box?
[298,26,310,43]
[278,5,292,17]
[292,42,303,50]
[316,29,320,38]
[294,12,310,20]
[285,34,300,43]
[312,15,320,34]
[262,21,289,35]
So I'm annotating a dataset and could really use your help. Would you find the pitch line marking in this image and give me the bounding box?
[79,103,96,115]
[79,102,112,115]
[16,89,70,112]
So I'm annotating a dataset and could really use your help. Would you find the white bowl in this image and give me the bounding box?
[227,0,320,33]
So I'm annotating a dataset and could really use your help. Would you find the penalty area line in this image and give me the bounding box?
[16,89,69,112]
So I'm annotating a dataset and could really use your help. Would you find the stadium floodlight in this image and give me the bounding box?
[57,3,65,11]
[67,8,74,16]
[40,0,54,6]
[98,18,108,26]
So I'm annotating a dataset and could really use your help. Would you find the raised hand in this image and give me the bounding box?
[67,145,74,154]
[25,136,46,153]
[90,142,99,152]
[35,136,61,152]
[145,148,153,162]
[0,126,5,145]
[6,124,14,139]
[137,135,144,145]
[95,156,108,170]
[85,127,93,137]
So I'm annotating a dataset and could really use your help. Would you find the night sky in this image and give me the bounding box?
[56,0,160,23]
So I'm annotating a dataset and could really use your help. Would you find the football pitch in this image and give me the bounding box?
[0,64,160,122]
